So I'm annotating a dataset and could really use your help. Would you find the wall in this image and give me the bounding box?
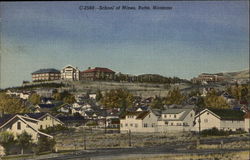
[120,112,158,133]
[5,119,39,142]
[39,115,62,130]
[193,111,220,131]
[220,120,244,131]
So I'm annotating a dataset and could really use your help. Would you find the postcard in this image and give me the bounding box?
[0,1,249,160]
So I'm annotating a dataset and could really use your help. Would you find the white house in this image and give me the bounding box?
[120,110,159,133]
[89,94,96,99]
[193,108,245,132]
[24,113,64,130]
[157,108,195,132]
[0,114,52,142]
[61,65,80,81]
[19,92,30,100]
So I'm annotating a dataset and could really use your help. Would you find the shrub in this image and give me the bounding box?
[39,125,69,134]
[35,136,56,153]
[0,131,15,155]
[200,127,245,137]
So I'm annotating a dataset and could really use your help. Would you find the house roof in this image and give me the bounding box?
[209,108,245,120]
[120,111,150,120]
[81,67,115,73]
[136,111,150,119]
[25,112,47,119]
[0,114,53,138]
[244,112,250,119]
[162,108,192,114]
[57,115,85,122]
[197,108,245,120]
[37,104,56,109]
[32,68,60,75]
[0,114,15,127]
[161,109,193,121]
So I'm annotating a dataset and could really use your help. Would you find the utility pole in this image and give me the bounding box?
[128,130,132,147]
[82,127,87,150]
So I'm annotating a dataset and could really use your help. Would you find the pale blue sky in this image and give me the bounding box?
[0,1,249,88]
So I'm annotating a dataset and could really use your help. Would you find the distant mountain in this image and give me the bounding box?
[220,70,249,80]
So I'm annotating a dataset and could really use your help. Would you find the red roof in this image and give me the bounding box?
[244,112,250,119]
[81,67,115,73]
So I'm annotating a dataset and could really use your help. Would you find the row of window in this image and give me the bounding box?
[162,113,193,119]
[121,123,155,128]
[164,121,189,126]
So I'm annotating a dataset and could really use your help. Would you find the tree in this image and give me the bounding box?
[151,96,164,109]
[204,89,230,109]
[96,89,103,102]
[16,131,32,155]
[0,131,15,155]
[164,87,186,105]
[63,95,76,104]
[0,93,28,114]
[36,136,56,153]
[100,89,134,110]
[28,93,40,105]
[53,91,76,104]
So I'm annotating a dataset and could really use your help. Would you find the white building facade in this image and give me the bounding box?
[193,109,245,132]
[61,65,80,81]
[120,111,159,133]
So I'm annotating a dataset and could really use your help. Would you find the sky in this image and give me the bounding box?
[0,1,249,88]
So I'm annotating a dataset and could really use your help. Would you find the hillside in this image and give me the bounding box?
[221,70,249,80]
[21,80,192,98]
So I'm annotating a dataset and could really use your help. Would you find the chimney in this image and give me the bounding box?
[88,67,91,70]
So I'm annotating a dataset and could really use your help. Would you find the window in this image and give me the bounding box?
[152,123,155,127]
[165,121,168,125]
[135,124,138,128]
[40,125,43,130]
[143,123,148,128]
[130,123,133,127]
[204,119,208,123]
[207,112,210,115]
[17,122,21,130]
[120,124,123,128]
[174,115,176,118]
[125,123,128,127]
[190,114,193,117]
[164,115,166,118]
[171,123,173,126]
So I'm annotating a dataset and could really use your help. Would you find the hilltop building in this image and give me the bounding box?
[81,67,115,81]
[31,68,60,81]
[191,73,224,83]
[61,65,80,81]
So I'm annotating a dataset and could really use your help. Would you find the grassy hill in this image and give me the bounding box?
[221,70,249,80]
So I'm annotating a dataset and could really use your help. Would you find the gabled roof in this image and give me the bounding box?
[161,109,193,121]
[36,104,56,109]
[0,114,52,138]
[57,115,85,122]
[61,65,79,71]
[196,108,245,120]
[209,108,245,120]
[0,114,15,127]
[25,112,47,119]
[81,67,115,73]
[244,112,250,119]
[120,111,150,120]
[32,68,60,75]
[136,111,150,119]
